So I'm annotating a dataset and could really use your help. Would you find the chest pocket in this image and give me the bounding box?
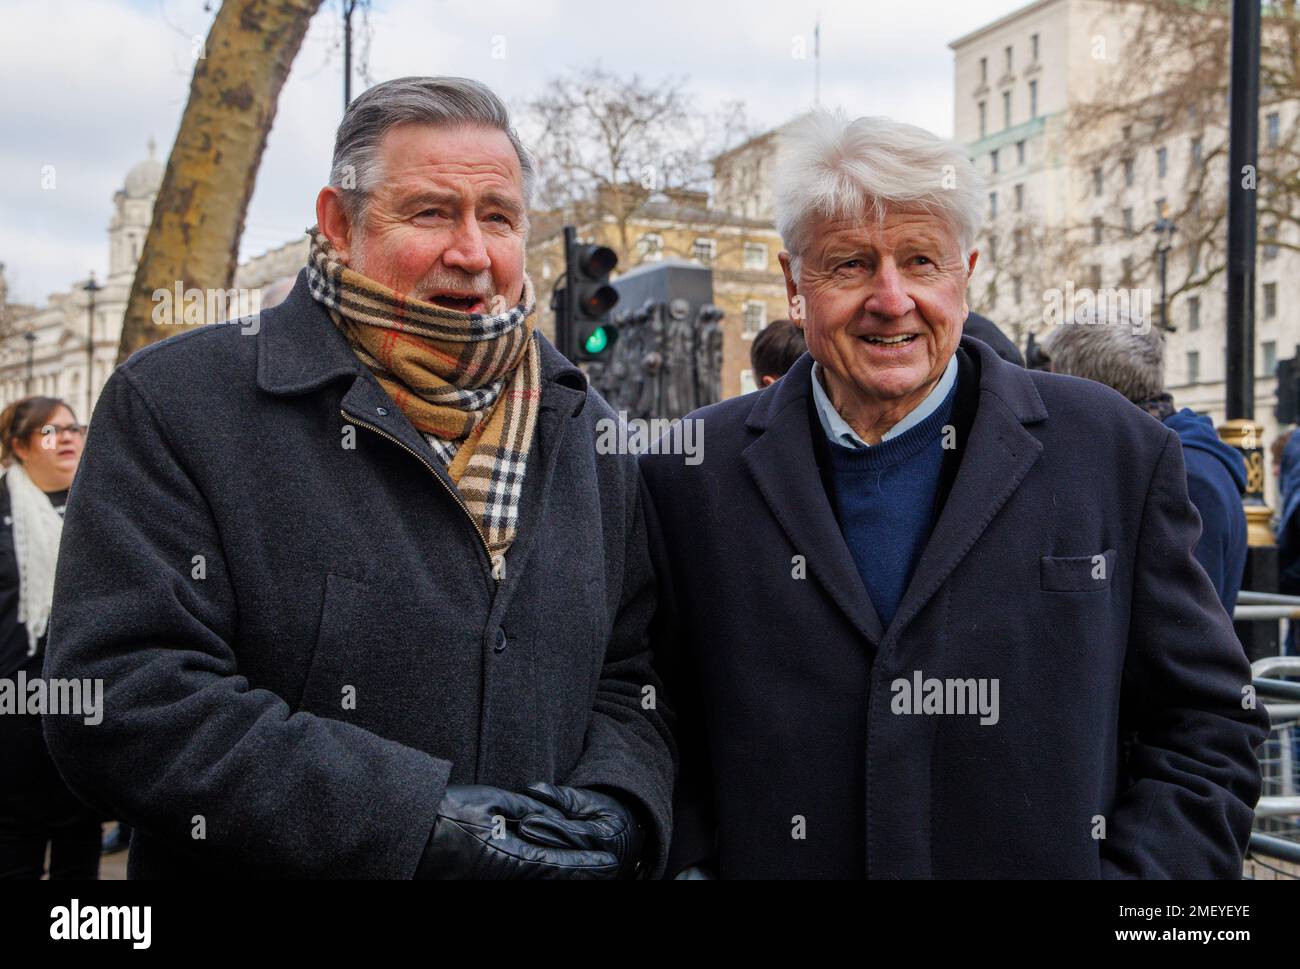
[1040,548,1116,592]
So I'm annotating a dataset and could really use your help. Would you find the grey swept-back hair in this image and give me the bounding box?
[329,75,535,225]
[775,111,985,279]
[1040,306,1166,402]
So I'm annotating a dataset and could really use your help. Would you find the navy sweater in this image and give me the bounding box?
[825,381,958,628]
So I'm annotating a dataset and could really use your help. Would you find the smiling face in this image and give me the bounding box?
[780,206,977,443]
[316,123,527,314]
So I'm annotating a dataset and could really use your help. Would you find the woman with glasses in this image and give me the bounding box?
[0,395,100,879]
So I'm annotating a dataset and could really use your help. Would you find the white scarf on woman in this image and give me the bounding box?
[6,462,64,655]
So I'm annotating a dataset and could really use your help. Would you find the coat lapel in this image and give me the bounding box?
[881,337,1048,649]
[741,354,885,646]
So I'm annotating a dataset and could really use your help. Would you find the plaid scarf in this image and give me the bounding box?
[305,226,541,562]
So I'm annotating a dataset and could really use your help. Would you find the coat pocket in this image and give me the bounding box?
[1040,549,1116,592]
[296,572,371,717]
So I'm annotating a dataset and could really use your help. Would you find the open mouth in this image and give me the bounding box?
[428,293,485,313]
[862,333,918,347]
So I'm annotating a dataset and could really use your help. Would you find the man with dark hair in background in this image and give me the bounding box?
[750,318,807,388]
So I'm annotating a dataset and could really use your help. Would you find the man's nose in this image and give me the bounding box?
[441,218,491,275]
[864,261,915,319]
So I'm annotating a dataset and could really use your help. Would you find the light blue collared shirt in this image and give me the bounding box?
[810,354,958,449]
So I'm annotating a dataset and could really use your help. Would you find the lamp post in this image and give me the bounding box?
[23,330,36,395]
[1153,212,1176,332]
[342,0,358,111]
[1220,0,1273,661]
[83,271,102,419]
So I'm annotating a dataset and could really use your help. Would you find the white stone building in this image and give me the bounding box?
[950,0,1300,506]
[0,144,307,423]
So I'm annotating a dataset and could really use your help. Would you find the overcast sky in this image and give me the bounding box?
[0,0,1027,305]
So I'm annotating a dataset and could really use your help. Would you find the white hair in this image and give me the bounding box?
[774,111,986,279]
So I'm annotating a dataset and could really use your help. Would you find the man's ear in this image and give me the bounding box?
[966,248,979,278]
[316,187,356,264]
[778,251,804,329]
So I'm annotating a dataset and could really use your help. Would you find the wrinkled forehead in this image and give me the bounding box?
[810,204,963,254]
[374,122,523,198]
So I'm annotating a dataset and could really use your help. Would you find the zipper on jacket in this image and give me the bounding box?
[340,409,500,582]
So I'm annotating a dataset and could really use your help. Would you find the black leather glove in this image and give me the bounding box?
[516,783,646,879]
[415,785,620,880]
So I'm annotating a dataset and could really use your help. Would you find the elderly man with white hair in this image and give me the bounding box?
[640,111,1266,879]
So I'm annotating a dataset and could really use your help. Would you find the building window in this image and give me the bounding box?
[1155,197,1167,219]
[742,300,766,339]
[1189,245,1200,276]
[1187,351,1200,384]
[1264,281,1277,319]
[743,242,768,271]
[1013,275,1023,303]
[1191,136,1203,166]
[1029,80,1038,119]
[1031,33,1040,62]
[988,234,998,261]
[980,56,988,83]
[1264,225,1279,261]
[1014,183,1024,211]
[1188,295,1200,331]
[1156,146,1168,179]
[1266,111,1280,148]
[989,191,998,218]
[978,101,987,138]
[1014,227,1025,256]
[637,233,663,261]
[1089,264,1102,289]
[692,237,716,265]
[991,148,1000,174]
[1016,140,1026,165]
[1123,157,1134,187]
[1121,256,1133,284]
[1005,45,1013,72]
[1092,216,1104,245]
[1092,167,1103,196]
[1122,207,1134,237]
[1003,91,1012,129]
[1264,340,1277,376]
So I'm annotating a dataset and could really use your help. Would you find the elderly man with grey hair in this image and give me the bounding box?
[641,111,1266,879]
[44,76,673,879]
[1042,309,1248,614]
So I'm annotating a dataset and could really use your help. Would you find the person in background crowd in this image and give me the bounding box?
[0,397,100,879]
[750,318,808,387]
[1042,314,1248,616]
[963,311,1024,367]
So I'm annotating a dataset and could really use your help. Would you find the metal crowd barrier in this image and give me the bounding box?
[1235,601,1300,878]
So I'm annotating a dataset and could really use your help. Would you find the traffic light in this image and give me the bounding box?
[563,228,619,361]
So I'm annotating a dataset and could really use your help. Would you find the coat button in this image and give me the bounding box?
[376,406,388,416]
[493,629,508,654]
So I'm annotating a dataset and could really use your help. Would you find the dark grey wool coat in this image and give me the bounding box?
[642,336,1268,879]
[42,271,674,878]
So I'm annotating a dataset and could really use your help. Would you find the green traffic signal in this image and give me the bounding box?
[584,326,609,355]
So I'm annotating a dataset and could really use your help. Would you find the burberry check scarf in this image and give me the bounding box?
[305,225,541,561]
